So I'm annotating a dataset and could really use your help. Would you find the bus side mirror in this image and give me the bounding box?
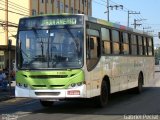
[90,38,94,50]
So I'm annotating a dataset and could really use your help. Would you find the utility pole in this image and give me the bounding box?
[105,0,123,22]
[109,5,123,10]
[5,0,12,95]
[8,39,12,94]
[128,11,140,27]
[107,0,109,21]
[132,19,147,29]
[133,19,141,29]
[5,0,8,45]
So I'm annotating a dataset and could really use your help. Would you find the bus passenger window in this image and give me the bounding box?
[148,38,153,56]
[138,36,143,55]
[112,30,120,54]
[122,32,129,55]
[131,34,137,55]
[101,28,111,54]
[143,37,148,55]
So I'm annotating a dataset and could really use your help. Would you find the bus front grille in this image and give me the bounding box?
[32,85,47,88]
[50,85,65,88]
[30,75,68,79]
[35,92,60,96]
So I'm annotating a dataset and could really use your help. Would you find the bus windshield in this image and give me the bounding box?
[17,27,83,70]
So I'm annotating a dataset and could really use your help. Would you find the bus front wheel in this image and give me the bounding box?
[40,100,54,107]
[95,80,109,107]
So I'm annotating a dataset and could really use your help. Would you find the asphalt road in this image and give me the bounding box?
[0,72,160,120]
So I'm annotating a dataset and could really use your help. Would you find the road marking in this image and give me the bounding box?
[15,111,32,119]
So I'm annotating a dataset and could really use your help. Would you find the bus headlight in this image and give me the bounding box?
[69,82,83,88]
[24,84,28,88]
[71,83,76,87]
[77,82,83,86]
[17,83,22,87]
[17,83,29,89]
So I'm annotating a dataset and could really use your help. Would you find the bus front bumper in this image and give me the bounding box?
[15,85,87,100]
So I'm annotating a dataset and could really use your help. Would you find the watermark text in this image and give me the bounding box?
[124,115,159,120]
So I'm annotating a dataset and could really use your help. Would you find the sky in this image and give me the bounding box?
[92,0,160,45]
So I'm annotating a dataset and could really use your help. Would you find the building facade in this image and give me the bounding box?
[0,0,92,70]
[31,0,92,16]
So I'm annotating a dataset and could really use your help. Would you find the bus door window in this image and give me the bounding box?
[101,28,111,54]
[86,29,100,71]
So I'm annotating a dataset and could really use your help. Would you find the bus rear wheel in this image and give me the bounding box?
[95,80,109,107]
[135,73,143,94]
[40,100,54,107]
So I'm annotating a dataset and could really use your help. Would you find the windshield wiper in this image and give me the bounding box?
[17,45,30,59]
[65,26,80,50]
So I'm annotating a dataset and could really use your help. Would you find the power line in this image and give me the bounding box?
[98,0,145,21]
[143,23,160,26]
[0,7,28,16]
[0,19,18,25]
[94,0,154,30]
[128,11,140,27]
[100,0,123,21]
[109,0,149,29]
[0,21,18,28]
[93,0,106,7]
[0,1,29,15]
[0,0,30,12]
[8,0,30,11]
[0,31,16,34]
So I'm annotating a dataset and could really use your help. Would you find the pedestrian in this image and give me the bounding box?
[0,71,8,90]
[11,70,15,81]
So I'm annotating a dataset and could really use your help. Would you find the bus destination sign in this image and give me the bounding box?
[20,15,83,28]
[41,18,77,26]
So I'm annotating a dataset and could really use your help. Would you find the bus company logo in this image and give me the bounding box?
[2,114,18,120]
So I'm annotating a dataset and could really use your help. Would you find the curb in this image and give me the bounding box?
[0,88,15,102]
[0,95,15,102]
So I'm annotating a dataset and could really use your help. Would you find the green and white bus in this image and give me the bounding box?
[15,14,154,107]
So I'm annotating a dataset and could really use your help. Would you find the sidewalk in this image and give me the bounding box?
[0,81,15,102]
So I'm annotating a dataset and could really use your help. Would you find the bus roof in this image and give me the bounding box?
[86,15,153,37]
[20,13,153,37]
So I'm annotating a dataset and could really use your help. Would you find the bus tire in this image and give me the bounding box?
[95,80,109,107]
[135,73,143,94]
[40,100,54,107]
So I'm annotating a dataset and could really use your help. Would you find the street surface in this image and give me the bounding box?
[0,71,160,120]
